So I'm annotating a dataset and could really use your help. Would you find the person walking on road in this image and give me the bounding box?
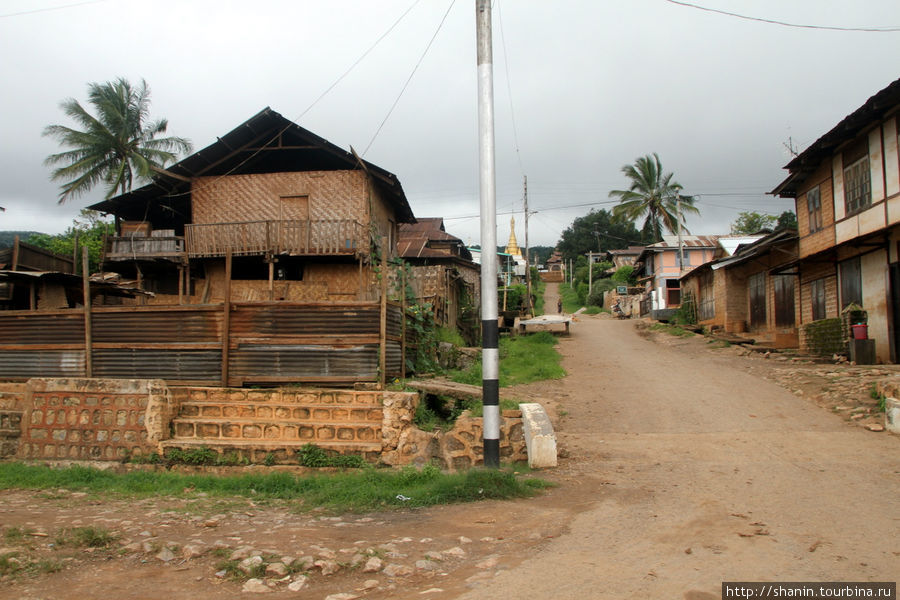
[557,298,563,314]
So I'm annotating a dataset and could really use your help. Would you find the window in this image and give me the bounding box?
[843,156,871,215]
[810,278,826,321]
[839,257,862,308]
[806,186,822,233]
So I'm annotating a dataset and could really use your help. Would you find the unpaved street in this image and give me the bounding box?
[460,287,900,599]
[2,285,898,599]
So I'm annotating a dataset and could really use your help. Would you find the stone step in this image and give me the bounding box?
[170,418,380,447]
[158,438,381,463]
[176,402,382,422]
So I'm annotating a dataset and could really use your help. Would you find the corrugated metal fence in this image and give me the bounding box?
[0,302,407,385]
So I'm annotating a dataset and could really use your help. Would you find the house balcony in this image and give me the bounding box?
[104,235,186,263]
[184,219,366,259]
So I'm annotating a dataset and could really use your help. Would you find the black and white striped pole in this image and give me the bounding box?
[476,0,500,468]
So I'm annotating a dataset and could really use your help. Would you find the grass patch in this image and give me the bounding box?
[650,323,695,338]
[296,444,367,469]
[582,306,601,315]
[448,331,565,387]
[55,526,116,548]
[558,283,582,313]
[0,462,547,513]
[434,326,466,347]
[532,277,546,315]
[870,384,887,412]
[4,526,34,543]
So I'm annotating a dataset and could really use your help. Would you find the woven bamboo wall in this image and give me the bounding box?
[191,261,368,302]
[191,171,367,225]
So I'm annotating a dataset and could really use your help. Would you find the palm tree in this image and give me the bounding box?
[608,153,699,243]
[43,78,192,204]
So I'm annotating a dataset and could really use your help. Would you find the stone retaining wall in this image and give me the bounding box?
[382,390,527,469]
[0,380,529,468]
[16,379,171,461]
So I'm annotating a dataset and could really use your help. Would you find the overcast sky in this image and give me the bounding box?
[1,0,899,247]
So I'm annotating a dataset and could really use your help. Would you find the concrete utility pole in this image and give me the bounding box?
[523,175,532,316]
[676,194,685,273]
[476,0,500,468]
[588,251,593,297]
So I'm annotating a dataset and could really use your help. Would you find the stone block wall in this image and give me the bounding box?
[1,379,528,469]
[164,387,386,459]
[382,390,527,470]
[0,384,25,457]
[17,379,171,461]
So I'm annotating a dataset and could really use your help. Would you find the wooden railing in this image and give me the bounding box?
[184,220,366,258]
[106,236,185,261]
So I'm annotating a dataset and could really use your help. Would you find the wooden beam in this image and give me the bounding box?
[222,251,232,386]
[82,246,92,378]
[401,268,407,379]
[379,236,388,390]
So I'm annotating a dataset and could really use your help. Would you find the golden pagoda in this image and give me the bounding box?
[505,216,522,258]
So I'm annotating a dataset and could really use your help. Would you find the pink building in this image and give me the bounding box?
[633,235,719,313]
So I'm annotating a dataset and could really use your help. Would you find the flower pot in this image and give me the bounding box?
[851,323,868,340]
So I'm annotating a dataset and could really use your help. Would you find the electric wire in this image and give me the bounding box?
[497,0,525,176]
[159,0,423,200]
[664,0,900,32]
[0,0,106,18]
[362,0,456,156]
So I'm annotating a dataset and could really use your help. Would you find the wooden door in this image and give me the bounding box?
[749,272,767,330]
[773,275,795,328]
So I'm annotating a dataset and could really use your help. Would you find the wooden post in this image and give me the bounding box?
[29,283,36,311]
[222,251,232,386]
[82,246,93,377]
[379,237,388,389]
[400,267,407,379]
[10,236,19,305]
[185,263,191,304]
[268,257,275,301]
[73,231,79,277]
[136,264,145,306]
[178,264,184,305]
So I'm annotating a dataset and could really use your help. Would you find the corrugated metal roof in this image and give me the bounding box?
[88,108,414,224]
[771,77,900,197]
[647,235,721,249]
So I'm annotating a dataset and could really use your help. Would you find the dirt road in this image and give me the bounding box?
[459,286,900,599]
[2,283,898,599]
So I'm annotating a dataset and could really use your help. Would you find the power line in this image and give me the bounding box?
[0,0,106,18]
[664,0,900,32]
[496,0,525,176]
[362,0,456,156]
[160,0,423,200]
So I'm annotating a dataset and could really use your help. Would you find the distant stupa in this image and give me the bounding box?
[505,216,522,258]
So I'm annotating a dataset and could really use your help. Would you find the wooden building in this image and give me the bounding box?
[679,229,799,347]
[771,78,900,362]
[89,107,414,304]
[0,109,417,385]
[398,218,479,343]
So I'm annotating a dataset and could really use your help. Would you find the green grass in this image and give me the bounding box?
[532,278,546,315]
[558,283,582,313]
[434,326,466,347]
[448,331,565,387]
[55,526,116,548]
[582,306,601,314]
[0,462,548,512]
